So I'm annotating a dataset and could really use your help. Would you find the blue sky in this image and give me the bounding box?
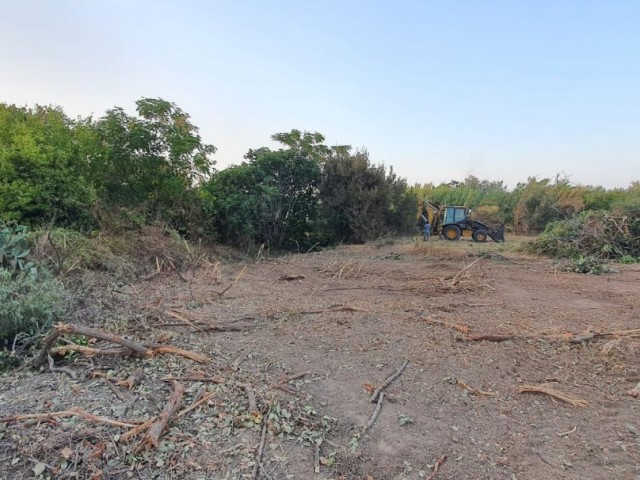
[1,1,638,188]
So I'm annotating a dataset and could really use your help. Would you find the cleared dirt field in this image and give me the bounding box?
[1,237,639,479]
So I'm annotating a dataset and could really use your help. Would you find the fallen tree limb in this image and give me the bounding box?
[277,371,313,386]
[152,345,209,364]
[120,417,157,443]
[252,419,268,480]
[163,375,225,384]
[0,407,140,428]
[465,328,640,343]
[138,381,185,450]
[517,384,588,408]
[56,324,153,356]
[52,345,131,357]
[31,329,61,368]
[427,454,447,480]
[363,392,384,432]
[370,360,409,403]
[176,391,216,419]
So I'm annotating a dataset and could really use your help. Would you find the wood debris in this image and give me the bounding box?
[0,407,140,429]
[363,392,384,432]
[517,384,588,408]
[138,381,185,451]
[370,360,409,403]
[456,378,497,397]
[427,454,447,480]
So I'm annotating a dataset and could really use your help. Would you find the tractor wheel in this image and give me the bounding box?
[443,225,461,241]
[472,230,488,242]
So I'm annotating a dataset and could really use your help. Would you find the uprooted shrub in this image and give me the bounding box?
[525,208,640,263]
[0,268,65,343]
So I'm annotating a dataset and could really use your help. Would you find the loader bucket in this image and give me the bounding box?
[489,224,505,243]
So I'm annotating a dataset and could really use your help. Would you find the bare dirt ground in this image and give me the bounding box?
[1,237,640,479]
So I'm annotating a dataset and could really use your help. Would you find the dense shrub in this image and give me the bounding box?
[0,268,64,342]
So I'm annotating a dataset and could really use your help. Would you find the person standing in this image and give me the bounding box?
[422,221,431,240]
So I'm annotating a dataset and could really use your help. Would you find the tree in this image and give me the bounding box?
[202,137,322,250]
[0,103,95,227]
[81,98,216,228]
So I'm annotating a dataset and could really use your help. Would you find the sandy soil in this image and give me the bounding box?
[1,237,639,479]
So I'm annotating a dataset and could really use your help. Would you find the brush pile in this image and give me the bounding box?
[526,208,640,263]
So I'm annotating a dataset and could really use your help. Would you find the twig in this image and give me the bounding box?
[216,265,246,297]
[120,417,157,442]
[237,383,258,412]
[314,442,320,473]
[276,371,313,387]
[427,454,447,480]
[0,407,139,428]
[165,310,205,333]
[176,391,216,419]
[517,384,588,408]
[230,351,246,371]
[370,360,409,403]
[163,375,225,384]
[253,419,268,479]
[556,426,577,437]
[456,378,496,397]
[51,345,131,357]
[117,370,143,390]
[363,392,384,432]
[138,381,185,450]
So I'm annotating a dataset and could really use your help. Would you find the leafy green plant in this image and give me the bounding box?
[0,222,34,272]
[0,268,64,342]
[619,255,638,264]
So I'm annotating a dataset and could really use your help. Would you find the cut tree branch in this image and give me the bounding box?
[370,360,409,403]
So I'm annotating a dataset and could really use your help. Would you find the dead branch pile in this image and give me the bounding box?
[526,209,640,261]
[31,323,210,369]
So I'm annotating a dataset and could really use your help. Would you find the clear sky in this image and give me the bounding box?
[1,1,638,188]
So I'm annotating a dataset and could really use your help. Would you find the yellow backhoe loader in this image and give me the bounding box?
[419,201,505,242]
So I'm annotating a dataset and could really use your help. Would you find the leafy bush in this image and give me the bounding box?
[0,268,64,342]
[0,221,33,272]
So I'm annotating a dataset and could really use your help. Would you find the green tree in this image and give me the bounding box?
[0,103,96,227]
[81,98,216,229]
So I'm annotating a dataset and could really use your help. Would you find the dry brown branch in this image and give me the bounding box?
[200,324,247,332]
[253,419,268,480]
[230,352,246,371]
[216,265,246,297]
[300,305,368,315]
[52,345,131,357]
[370,360,409,403]
[120,417,157,442]
[56,323,152,356]
[363,392,384,432]
[31,329,61,368]
[456,378,497,397]
[465,328,640,344]
[152,345,210,363]
[165,310,205,333]
[280,274,306,281]
[314,442,321,473]
[277,371,313,386]
[0,407,139,428]
[236,383,258,412]
[427,454,448,480]
[176,391,216,419]
[163,375,225,384]
[628,382,640,398]
[117,370,143,390]
[423,317,470,334]
[139,381,185,450]
[517,384,588,408]
[449,258,481,283]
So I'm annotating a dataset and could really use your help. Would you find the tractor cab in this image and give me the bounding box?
[442,206,468,225]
